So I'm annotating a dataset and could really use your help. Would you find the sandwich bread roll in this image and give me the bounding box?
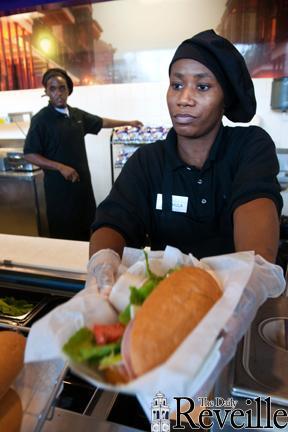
[128,267,222,377]
[0,389,23,432]
[0,388,23,432]
[0,331,26,400]
[102,363,130,385]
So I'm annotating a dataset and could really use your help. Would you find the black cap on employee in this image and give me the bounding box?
[169,29,256,123]
[42,68,74,95]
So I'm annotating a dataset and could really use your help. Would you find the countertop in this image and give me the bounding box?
[0,234,89,274]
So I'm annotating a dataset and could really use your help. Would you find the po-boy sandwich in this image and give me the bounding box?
[63,255,222,384]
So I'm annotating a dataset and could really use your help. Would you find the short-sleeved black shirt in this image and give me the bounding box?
[92,125,282,258]
[24,103,102,173]
[24,103,103,240]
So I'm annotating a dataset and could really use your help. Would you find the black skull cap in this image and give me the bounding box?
[169,29,256,123]
[42,68,73,95]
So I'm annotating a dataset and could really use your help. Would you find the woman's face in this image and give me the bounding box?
[45,75,69,108]
[167,59,225,139]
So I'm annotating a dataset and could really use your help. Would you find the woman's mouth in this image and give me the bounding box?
[173,114,198,124]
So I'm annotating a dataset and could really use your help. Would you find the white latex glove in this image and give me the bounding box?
[86,249,121,298]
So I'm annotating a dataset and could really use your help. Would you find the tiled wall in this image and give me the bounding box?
[0,78,287,204]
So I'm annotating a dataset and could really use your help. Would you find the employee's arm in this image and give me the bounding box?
[24,153,79,182]
[89,227,126,258]
[233,197,280,263]
[102,118,143,129]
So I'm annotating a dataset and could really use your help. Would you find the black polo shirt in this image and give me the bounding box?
[24,103,103,174]
[92,125,282,258]
[24,103,103,240]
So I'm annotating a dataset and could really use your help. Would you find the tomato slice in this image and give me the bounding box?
[93,322,126,345]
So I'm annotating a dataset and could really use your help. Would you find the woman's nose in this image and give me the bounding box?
[178,87,196,105]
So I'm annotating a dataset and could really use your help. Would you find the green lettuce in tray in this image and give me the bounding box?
[0,296,35,317]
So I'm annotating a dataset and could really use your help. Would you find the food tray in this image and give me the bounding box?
[111,126,170,145]
[231,296,288,406]
[0,287,49,325]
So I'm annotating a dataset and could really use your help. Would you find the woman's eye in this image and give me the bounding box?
[171,82,183,90]
[197,83,210,91]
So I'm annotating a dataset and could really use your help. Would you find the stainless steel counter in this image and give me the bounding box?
[213,364,288,431]
[41,409,143,432]
[13,360,142,432]
[0,170,48,236]
[212,296,288,431]
[3,238,287,432]
[0,263,149,432]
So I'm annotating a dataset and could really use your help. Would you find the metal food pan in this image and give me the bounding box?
[0,286,49,324]
[231,296,288,406]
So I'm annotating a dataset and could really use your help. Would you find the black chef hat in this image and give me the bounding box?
[169,29,256,123]
[42,68,73,95]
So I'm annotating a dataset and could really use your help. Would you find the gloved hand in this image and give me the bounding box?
[85,249,121,298]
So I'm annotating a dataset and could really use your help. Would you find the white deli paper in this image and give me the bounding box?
[24,246,286,418]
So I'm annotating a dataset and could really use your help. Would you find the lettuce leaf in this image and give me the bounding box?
[99,352,123,370]
[63,327,120,363]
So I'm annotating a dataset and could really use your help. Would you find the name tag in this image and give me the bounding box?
[156,193,188,213]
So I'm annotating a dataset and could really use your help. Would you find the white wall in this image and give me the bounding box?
[252,78,288,148]
[0,78,287,204]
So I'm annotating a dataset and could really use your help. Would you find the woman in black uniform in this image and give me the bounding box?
[24,68,142,241]
[85,30,283,427]
[87,29,282,292]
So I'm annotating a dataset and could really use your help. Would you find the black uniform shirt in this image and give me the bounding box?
[24,103,103,240]
[92,125,282,258]
[24,103,103,176]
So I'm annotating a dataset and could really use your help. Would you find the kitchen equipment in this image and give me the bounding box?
[0,169,48,236]
[277,148,288,191]
[0,165,48,236]
[0,145,47,237]
[110,126,170,183]
[4,151,38,172]
[0,263,148,432]
[271,77,288,112]
[0,147,23,171]
[231,296,288,405]
[0,286,48,326]
[211,296,288,431]
[276,148,288,273]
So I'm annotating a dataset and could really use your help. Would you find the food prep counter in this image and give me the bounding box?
[0,234,149,432]
[1,234,288,431]
[0,170,49,237]
[0,142,50,237]
[212,295,288,431]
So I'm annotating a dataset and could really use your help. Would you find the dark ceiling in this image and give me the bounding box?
[0,0,116,17]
